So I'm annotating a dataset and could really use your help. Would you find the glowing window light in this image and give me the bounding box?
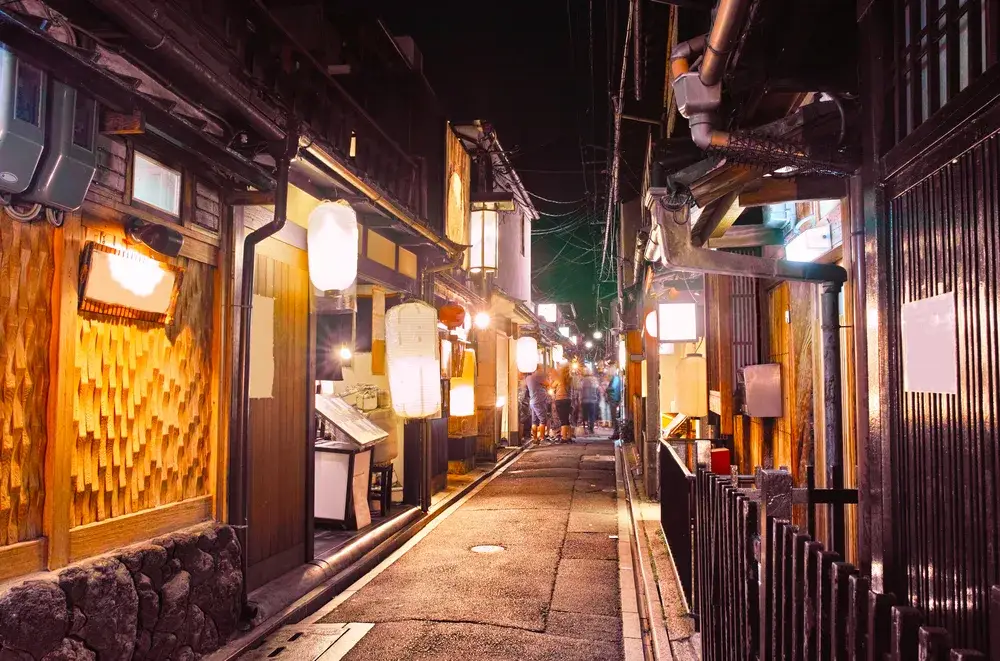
[656,303,698,342]
[618,339,626,367]
[784,225,832,263]
[495,395,507,408]
[449,349,476,417]
[552,345,564,365]
[469,208,499,272]
[516,336,539,373]
[659,343,675,355]
[676,353,708,416]
[537,303,558,323]
[308,200,358,291]
[386,301,441,418]
[559,326,570,337]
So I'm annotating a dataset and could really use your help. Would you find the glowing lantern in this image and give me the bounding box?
[676,353,708,417]
[439,302,466,330]
[645,302,698,341]
[552,345,564,365]
[386,301,441,418]
[516,336,539,373]
[644,310,658,338]
[307,200,358,291]
[469,208,499,272]
[449,349,476,417]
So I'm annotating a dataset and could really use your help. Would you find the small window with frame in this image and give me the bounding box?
[132,151,181,216]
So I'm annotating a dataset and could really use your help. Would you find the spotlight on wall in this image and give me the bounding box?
[126,217,184,258]
[473,311,491,329]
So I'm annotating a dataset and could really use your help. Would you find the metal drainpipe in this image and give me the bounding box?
[88,0,284,142]
[230,129,298,609]
[820,281,846,555]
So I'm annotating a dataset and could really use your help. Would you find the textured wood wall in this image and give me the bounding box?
[0,222,55,546]
[70,246,214,528]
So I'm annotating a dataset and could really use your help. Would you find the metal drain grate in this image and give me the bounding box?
[243,623,373,661]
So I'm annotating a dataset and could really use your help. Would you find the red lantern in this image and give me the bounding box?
[439,302,466,330]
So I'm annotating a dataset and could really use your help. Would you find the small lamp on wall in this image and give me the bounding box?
[307,200,358,291]
[126,217,184,258]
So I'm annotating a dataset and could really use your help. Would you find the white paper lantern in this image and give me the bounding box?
[552,344,564,365]
[449,349,476,417]
[676,353,708,417]
[308,200,358,291]
[469,209,499,273]
[516,336,539,373]
[386,301,441,418]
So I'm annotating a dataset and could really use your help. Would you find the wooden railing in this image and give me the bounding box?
[687,467,995,660]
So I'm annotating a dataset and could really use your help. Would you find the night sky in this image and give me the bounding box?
[367,0,648,333]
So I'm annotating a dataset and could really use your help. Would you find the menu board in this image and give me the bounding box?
[315,394,389,447]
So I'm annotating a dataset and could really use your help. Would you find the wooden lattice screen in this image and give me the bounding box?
[0,222,55,546]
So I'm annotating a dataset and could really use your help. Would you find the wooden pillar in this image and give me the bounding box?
[625,329,644,442]
[643,311,660,497]
[474,328,498,462]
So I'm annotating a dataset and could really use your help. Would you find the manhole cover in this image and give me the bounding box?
[470,544,506,554]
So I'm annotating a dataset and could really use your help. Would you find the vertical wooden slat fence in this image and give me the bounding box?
[687,466,995,660]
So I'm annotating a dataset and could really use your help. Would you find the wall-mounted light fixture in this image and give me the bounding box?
[645,302,698,342]
[473,311,491,329]
[468,192,514,274]
[126,217,184,258]
[78,242,183,324]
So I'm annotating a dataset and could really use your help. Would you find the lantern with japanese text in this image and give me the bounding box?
[386,301,441,418]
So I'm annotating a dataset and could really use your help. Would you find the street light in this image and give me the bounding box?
[593,330,603,340]
[469,208,499,273]
[585,340,594,349]
[473,311,491,329]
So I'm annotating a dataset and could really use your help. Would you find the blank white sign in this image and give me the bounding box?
[901,292,957,394]
[249,295,275,399]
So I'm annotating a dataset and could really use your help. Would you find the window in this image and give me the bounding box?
[132,152,181,216]
[72,94,96,151]
[14,61,43,127]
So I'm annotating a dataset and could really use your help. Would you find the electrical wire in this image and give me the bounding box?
[528,190,589,205]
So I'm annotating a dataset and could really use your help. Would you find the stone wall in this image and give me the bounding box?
[0,523,242,661]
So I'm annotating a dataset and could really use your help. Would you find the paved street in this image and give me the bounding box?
[313,436,627,661]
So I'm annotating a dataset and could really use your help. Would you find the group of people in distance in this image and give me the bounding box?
[521,360,623,443]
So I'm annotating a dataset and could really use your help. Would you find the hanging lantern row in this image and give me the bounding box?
[307,200,359,291]
[386,301,441,419]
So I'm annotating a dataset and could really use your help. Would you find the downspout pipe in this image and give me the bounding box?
[231,128,299,612]
[88,0,284,141]
[699,0,752,87]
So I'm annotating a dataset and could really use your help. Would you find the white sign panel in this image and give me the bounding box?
[249,295,275,399]
[901,292,958,394]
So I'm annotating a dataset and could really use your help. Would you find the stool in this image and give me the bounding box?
[369,461,393,518]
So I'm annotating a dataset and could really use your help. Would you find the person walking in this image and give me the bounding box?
[525,366,550,443]
[553,362,573,442]
[607,365,623,440]
[580,368,600,435]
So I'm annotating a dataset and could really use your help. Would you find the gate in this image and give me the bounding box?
[691,466,996,659]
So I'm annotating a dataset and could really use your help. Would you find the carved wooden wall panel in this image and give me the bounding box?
[0,222,54,546]
[70,255,214,527]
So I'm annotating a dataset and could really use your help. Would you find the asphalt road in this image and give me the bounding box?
[319,436,625,661]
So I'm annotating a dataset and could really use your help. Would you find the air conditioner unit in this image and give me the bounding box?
[26,80,98,211]
[0,46,46,194]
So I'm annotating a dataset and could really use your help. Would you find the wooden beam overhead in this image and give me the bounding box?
[707,225,785,249]
[738,176,849,207]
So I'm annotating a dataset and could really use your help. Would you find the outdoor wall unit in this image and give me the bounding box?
[740,363,782,417]
[25,80,97,211]
[78,242,183,325]
[0,46,46,194]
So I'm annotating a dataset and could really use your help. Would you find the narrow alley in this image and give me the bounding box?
[251,436,632,661]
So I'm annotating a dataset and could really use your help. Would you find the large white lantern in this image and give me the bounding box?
[516,336,539,373]
[469,208,499,273]
[308,200,358,291]
[449,349,476,417]
[386,301,441,418]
